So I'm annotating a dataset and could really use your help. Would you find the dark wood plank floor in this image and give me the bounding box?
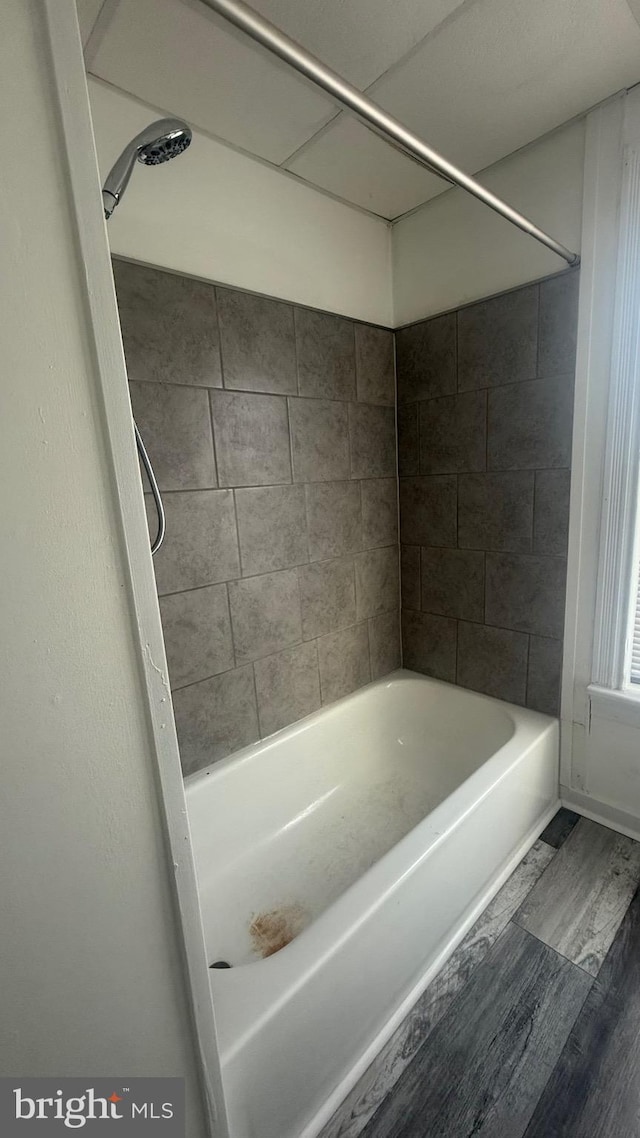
[538,807,580,849]
[515,818,640,976]
[524,884,640,1138]
[360,924,591,1138]
[358,815,640,1138]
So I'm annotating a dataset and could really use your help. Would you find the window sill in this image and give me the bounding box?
[588,683,640,728]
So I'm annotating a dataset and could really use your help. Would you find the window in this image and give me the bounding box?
[591,146,640,696]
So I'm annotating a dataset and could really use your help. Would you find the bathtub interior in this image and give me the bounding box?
[187,673,516,966]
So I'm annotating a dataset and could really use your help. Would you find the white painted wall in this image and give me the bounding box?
[392,119,586,325]
[0,4,224,1132]
[88,79,393,327]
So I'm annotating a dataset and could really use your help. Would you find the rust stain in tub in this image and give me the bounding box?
[249,903,308,958]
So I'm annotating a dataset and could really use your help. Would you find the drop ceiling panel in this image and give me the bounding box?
[289,117,445,218]
[88,0,338,164]
[249,0,468,90]
[292,0,640,218]
[366,0,640,186]
[86,0,640,219]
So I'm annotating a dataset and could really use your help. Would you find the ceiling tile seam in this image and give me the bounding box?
[83,0,121,69]
[87,74,394,223]
[279,109,345,169]
[362,0,485,96]
[386,98,605,226]
[277,0,485,169]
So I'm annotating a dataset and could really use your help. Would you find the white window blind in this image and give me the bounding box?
[593,144,640,691]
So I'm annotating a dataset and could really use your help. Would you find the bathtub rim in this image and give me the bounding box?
[185,667,536,792]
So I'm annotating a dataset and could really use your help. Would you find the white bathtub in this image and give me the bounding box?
[185,669,558,1138]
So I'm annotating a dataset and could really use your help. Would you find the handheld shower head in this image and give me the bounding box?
[101,118,192,218]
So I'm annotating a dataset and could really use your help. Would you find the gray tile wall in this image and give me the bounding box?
[396,271,578,716]
[114,259,400,775]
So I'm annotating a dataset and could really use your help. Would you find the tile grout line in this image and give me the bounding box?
[213,285,225,389]
[531,469,538,554]
[534,282,542,379]
[206,388,220,488]
[396,370,574,412]
[397,601,563,643]
[230,488,244,579]
[525,623,533,708]
[292,306,301,397]
[169,601,401,696]
[251,658,264,738]
[224,580,238,672]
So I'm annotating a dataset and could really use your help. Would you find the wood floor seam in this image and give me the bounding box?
[513,818,640,976]
[360,922,592,1138]
[324,815,640,1138]
[510,915,600,979]
[320,840,556,1138]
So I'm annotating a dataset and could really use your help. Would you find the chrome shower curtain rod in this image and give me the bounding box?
[197,0,580,267]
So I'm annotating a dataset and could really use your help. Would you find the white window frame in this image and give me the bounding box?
[561,89,640,837]
[591,144,640,694]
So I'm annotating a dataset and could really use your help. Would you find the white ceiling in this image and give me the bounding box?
[78,0,640,220]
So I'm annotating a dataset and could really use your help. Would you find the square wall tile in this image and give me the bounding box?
[457,621,528,704]
[173,666,259,774]
[458,471,534,553]
[235,485,307,576]
[355,545,399,620]
[401,610,456,682]
[254,642,321,736]
[289,397,349,482]
[349,403,396,478]
[159,584,233,689]
[398,403,419,476]
[488,377,573,471]
[401,545,421,610]
[419,390,486,474]
[396,313,456,403]
[538,271,579,378]
[216,287,297,394]
[421,547,484,621]
[361,478,398,549]
[211,390,291,487]
[228,568,302,665]
[355,324,395,406]
[129,382,216,491]
[457,284,538,390]
[485,553,567,638]
[298,556,356,640]
[295,308,356,400]
[150,490,239,595]
[534,469,571,556]
[113,260,221,388]
[399,476,457,547]
[317,622,371,703]
[527,635,563,716]
[306,481,361,561]
[369,611,401,680]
